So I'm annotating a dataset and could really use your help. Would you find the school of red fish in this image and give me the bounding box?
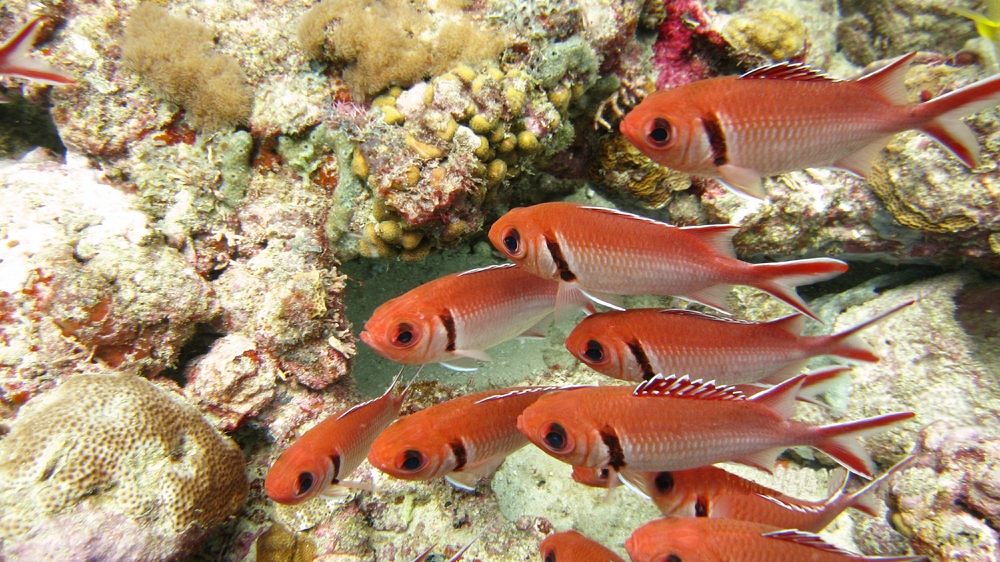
[264,50,1000,561]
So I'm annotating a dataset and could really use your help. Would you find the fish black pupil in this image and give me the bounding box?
[503,229,520,253]
[583,340,604,362]
[545,552,556,562]
[297,472,313,494]
[402,450,422,470]
[650,118,671,144]
[655,471,674,493]
[545,423,566,450]
[598,468,609,480]
[667,555,682,562]
[397,330,412,343]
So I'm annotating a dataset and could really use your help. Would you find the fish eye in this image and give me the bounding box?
[654,471,674,493]
[391,323,418,348]
[397,449,426,473]
[581,340,606,363]
[296,472,314,496]
[500,227,524,258]
[665,555,682,562]
[544,549,556,562]
[541,422,569,452]
[647,117,672,147]
[598,468,609,480]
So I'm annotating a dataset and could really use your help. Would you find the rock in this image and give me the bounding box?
[887,421,1000,561]
[0,373,248,561]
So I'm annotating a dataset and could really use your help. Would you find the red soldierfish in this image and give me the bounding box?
[625,518,927,562]
[368,387,558,490]
[539,530,625,562]
[614,455,913,532]
[488,202,846,321]
[0,18,74,90]
[264,368,413,504]
[517,374,914,478]
[360,263,564,372]
[565,302,912,384]
[620,53,1000,200]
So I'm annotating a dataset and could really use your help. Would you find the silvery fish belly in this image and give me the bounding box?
[360,263,559,370]
[517,375,913,477]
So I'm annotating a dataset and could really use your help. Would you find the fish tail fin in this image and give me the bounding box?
[751,259,849,322]
[796,365,853,407]
[0,17,75,85]
[843,454,915,517]
[917,73,1000,167]
[814,412,915,478]
[827,300,915,362]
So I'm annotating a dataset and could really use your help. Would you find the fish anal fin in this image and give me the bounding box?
[749,374,806,419]
[681,224,740,260]
[831,135,894,178]
[634,374,746,401]
[766,313,807,336]
[517,313,553,340]
[733,446,786,473]
[682,284,735,315]
[741,62,840,83]
[445,472,480,491]
[758,360,810,385]
[717,164,766,200]
[856,53,915,105]
[762,529,927,561]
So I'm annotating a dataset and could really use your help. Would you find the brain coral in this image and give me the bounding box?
[0,373,248,561]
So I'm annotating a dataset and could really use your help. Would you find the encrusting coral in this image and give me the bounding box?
[0,373,248,561]
[122,3,252,131]
[297,0,508,97]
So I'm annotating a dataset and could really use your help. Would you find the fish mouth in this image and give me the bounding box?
[619,116,636,142]
[359,330,375,349]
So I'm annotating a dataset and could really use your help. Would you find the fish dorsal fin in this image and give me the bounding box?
[581,206,677,229]
[658,309,756,324]
[740,62,840,83]
[856,52,916,105]
[761,530,861,557]
[634,374,746,401]
[765,313,806,335]
[679,224,740,259]
[337,367,407,421]
[748,374,806,419]
[456,262,517,277]
[473,386,565,405]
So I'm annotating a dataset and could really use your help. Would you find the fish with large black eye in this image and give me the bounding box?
[538,530,625,562]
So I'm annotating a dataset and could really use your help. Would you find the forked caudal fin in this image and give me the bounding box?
[814,412,915,478]
[826,300,915,363]
[840,454,915,516]
[917,72,1000,168]
[751,258,849,322]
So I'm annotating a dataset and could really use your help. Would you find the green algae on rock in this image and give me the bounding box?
[0,373,248,561]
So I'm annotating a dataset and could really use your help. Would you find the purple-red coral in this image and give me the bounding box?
[652,0,731,90]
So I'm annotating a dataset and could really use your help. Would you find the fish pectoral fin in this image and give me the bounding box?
[319,484,354,502]
[439,357,481,372]
[733,446,787,473]
[579,288,625,311]
[517,313,553,340]
[680,284,734,314]
[830,135,893,178]
[555,282,591,323]
[716,164,767,200]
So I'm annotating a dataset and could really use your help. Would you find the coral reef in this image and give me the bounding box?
[122,3,252,131]
[887,421,1000,561]
[590,134,692,209]
[0,372,248,561]
[838,0,979,64]
[722,9,807,63]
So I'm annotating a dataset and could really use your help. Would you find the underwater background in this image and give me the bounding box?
[1,0,999,559]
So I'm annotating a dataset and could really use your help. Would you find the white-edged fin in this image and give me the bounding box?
[319,484,353,501]
[843,454,915,517]
[580,288,625,311]
[756,492,827,515]
[473,386,564,405]
[446,525,489,562]
[445,472,480,491]
[657,308,751,323]
[0,18,75,85]
[680,224,741,259]
[456,262,518,277]
[794,365,853,406]
[617,471,653,501]
[454,348,493,362]
[717,164,766,200]
[580,206,675,228]
[517,313,552,339]
[749,374,806,419]
[757,360,809,386]
[680,284,735,315]
[855,52,915,105]
[634,374,746,401]
[762,529,927,561]
[447,454,508,491]
[410,544,436,562]
[336,366,407,421]
[741,62,840,82]
[831,135,894,178]
[734,447,786,473]
[439,357,480,372]
[556,282,591,323]
[827,467,850,499]
[765,313,807,336]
